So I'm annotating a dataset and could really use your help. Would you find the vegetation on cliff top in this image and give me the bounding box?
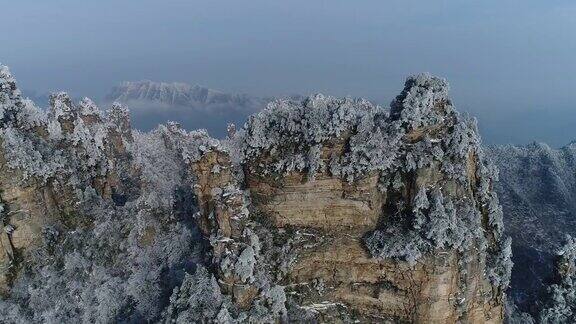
[0,64,517,323]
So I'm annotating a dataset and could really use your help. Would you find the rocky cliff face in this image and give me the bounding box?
[0,65,511,323]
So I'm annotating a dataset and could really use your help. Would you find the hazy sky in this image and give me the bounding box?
[2,1,576,145]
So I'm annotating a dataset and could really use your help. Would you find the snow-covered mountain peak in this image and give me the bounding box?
[106,80,266,110]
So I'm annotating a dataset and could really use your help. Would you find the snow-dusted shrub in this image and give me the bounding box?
[540,235,576,323]
[161,265,228,323]
[365,228,429,265]
[79,97,104,118]
[505,298,535,324]
[0,127,66,180]
[390,72,452,129]
[237,94,382,179]
[0,67,45,131]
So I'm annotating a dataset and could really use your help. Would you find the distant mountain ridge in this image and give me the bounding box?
[105,80,275,137]
[106,80,269,113]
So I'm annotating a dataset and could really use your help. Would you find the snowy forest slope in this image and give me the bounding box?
[488,143,576,315]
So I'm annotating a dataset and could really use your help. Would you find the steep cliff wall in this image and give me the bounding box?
[0,65,511,323]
